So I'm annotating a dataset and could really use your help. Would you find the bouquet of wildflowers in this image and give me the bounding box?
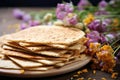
[13,0,120,73]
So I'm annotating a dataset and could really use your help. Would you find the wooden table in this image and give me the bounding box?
[0,8,120,80]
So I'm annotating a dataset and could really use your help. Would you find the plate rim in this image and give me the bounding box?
[0,55,91,78]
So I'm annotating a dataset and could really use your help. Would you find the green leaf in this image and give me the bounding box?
[77,10,89,21]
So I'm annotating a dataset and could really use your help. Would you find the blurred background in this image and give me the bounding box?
[0,0,110,7]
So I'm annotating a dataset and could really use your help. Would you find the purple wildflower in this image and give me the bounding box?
[88,19,108,33]
[23,14,31,22]
[68,16,78,25]
[65,2,74,13]
[104,18,112,25]
[13,9,25,19]
[28,20,41,26]
[105,33,118,43]
[57,3,65,10]
[87,31,101,42]
[100,34,107,43]
[86,31,107,45]
[63,13,78,26]
[98,0,108,10]
[56,2,74,20]
[105,33,116,40]
[20,23,28,30]
[77,0,90,10]
[56,11,67,20]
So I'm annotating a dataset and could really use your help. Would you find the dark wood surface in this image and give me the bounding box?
[0,8,120,80]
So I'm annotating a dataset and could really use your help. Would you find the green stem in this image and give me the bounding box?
[113,45,120,55]
[111,38,120,46]
[95,15,120,19]
[113,45,120,50]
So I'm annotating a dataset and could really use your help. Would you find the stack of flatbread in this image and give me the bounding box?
[0,25,87,72]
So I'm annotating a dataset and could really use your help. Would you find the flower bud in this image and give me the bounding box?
[43,13,53,22]
[20,23,28,30]
[77,0,90,10]
[13,9,25,19]
[23,14,31,22]
[75,23,83,30]
[54,20,64,26]
[29,20,41,26]
[98,0,108,10]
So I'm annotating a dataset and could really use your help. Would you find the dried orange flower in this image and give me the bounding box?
[89,43,101,56]
[111,72,118,79]
[96,45,116,72]
[81,68,88,73]
[100,45,114,53]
